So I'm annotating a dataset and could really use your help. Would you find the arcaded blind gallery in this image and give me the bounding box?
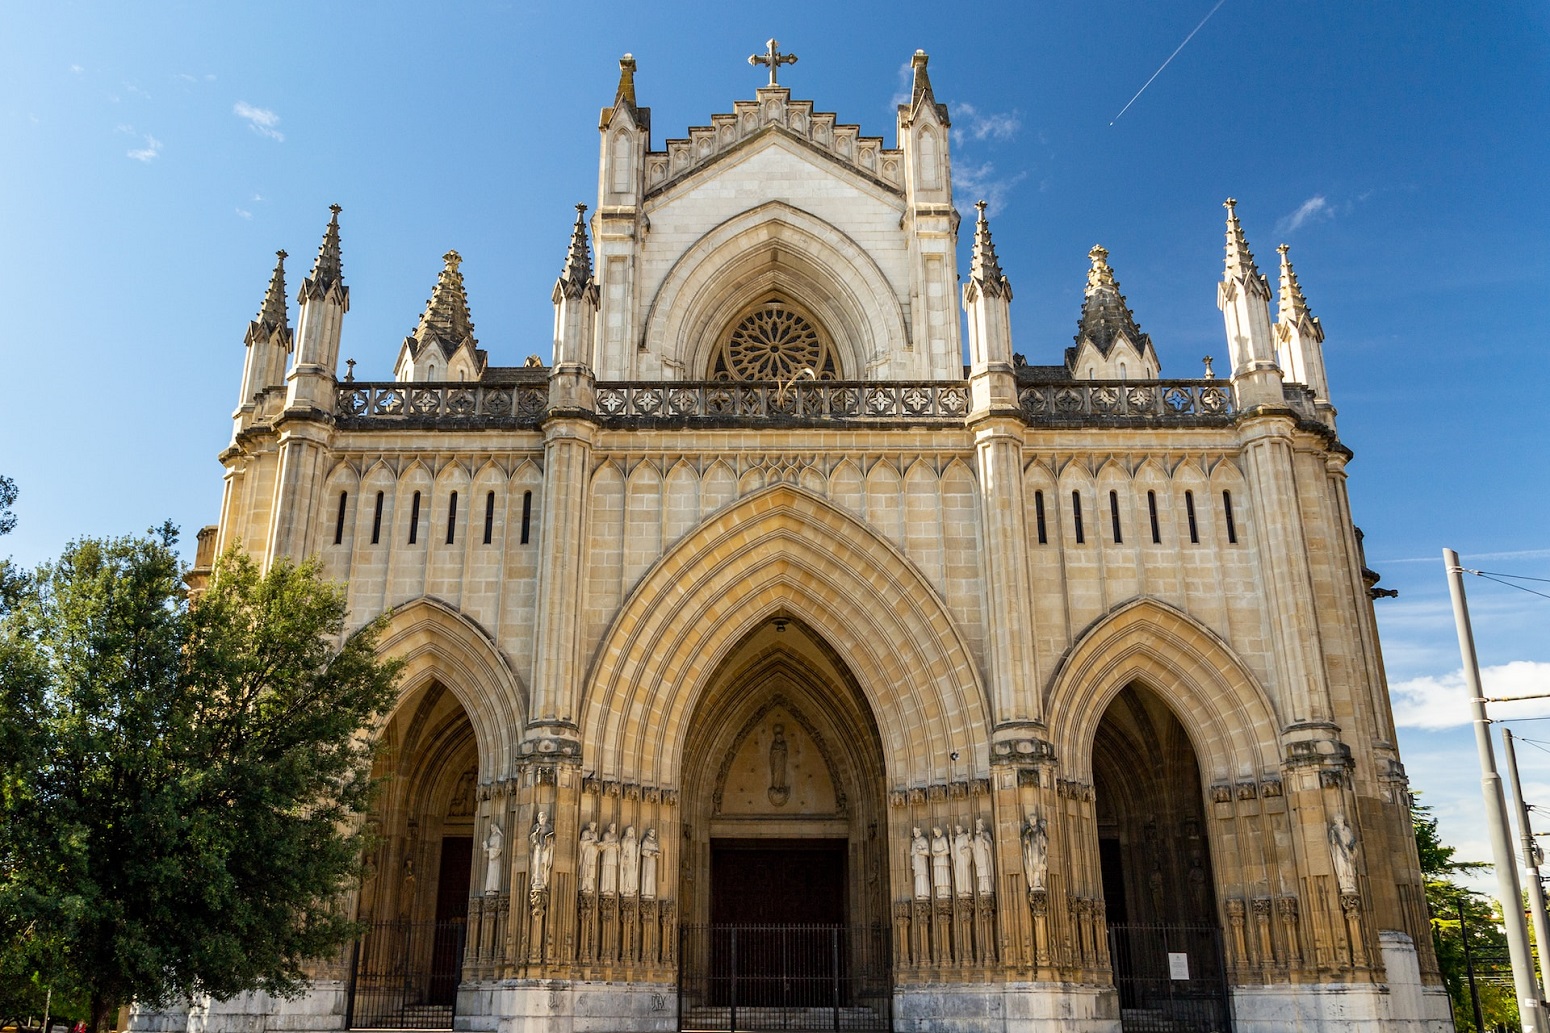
[171,42,1451,1033]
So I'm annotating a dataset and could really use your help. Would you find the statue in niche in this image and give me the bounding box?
[529,811,555,892]
[1021,813,1048,891]
[930,826,952,899]
[578,821,600,895]
[482,820,504,894]
[448,767,477,817]
[1148,862,1165,916]
[767,723,790,806]
[621,826,641,897]
[640,828,661,900]
[951,824,973,897]
[971,818,994,896]
[600,822,621,894]
[400,857,417,918]
[910,827,931,900]
[1328,814,1359,895]
[1188,855,1208,918]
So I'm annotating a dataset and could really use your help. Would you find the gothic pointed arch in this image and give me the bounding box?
[1044,597,1282,783]
[641,201,909,379]
[376,596,528,777]
[578,483,990,789]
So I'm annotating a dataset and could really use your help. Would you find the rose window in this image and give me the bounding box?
[713,299,839,380]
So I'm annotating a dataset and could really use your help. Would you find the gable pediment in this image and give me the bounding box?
[644,86,903,200]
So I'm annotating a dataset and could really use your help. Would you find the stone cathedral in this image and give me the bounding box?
[166,44,1451,1033]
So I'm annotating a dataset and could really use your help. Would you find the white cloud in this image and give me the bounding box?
[953,160,1028,216]
[126,134,161,162]
[69,64,83,74]
[234,101,283,142]
[1391,660,1550,730]
[1275,194,1333,235]
[952,103,1021,143]
[236,208,253,220]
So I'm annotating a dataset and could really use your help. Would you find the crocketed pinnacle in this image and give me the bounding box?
[1276,243,1323,341]
[968,200,1009,296]
[300,204,346,301]
[556,204,594,299]
[615,54,637,109]
[1221,198,1261,282]
[412,250,477,353]
[1075,245,1150,356]
[247,249,290,344]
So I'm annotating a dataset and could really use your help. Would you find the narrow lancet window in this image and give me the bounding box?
[1035,490,1047,545]
[483,491,495,545]
[371,492,384,545]
[521,490,533,545]
[334,491,348,545]
[1185,491,1199,544]
[1223,490,1238,544]
[446,491,458,545]
[1072,490,1085,544]
[1109,491,1123,544]
[409,491,421,545]
[1147,491,1161,544]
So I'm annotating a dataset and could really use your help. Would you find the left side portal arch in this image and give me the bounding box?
[579,484,990,790]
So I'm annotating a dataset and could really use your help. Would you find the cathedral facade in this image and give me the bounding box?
[170,46,1449,1033]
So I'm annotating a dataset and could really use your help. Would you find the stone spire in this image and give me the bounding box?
[1074,246,1148,356]
[246,250,291,347]
[600,53,649,132]
[967,201,1010,297]
[555,204,594,300]
[1221,198,1269,299]
[905,49,951,124]
[300,204,348,303]
[1275,243,1331,418]
[963,201,1015,408]
[615,53,637,109]
[1216,198,1280,398]
[414,250,478,350]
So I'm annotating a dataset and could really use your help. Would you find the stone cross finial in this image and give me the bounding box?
[749,38,797,86]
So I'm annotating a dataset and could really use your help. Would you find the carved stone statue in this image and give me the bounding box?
[1021,813,1048,891]
[449,767,477,817]
[930,826,952,899]
[400,857,416,918]
[482,820,504,894]
[971,818,994,896]
[767,723,790,806]
[578,821,600,895]
[1328,814,1359,895]
[910,826,931,900]
[529,811,555,892]
[621,825,641,897]
[600,822,621,894]
[951,824,973,897]
[640,828,661,900]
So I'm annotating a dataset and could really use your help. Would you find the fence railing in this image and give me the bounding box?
[333,379,1237,429]
[1106,922,1233,1033]
[678,924,891,1032]
[345,918,466,1030]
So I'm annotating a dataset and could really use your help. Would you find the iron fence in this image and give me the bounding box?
[345,918,466,1030]
[1106,922,1233,1033]
[678,924,891,1032]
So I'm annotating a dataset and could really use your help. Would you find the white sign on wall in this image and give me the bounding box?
[1168,952,1190,981]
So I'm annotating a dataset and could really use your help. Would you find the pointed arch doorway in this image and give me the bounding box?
[1093,683,1232,1033]
[677,616,892,1031]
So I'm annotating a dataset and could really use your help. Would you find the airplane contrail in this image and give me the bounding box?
[1110,0,1229,125]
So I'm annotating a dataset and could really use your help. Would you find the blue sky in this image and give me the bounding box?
[2,2,1547,890]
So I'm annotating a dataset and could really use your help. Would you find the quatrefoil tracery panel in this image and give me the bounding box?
[712,298,840,381]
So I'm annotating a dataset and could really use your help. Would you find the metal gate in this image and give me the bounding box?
[1107,923,1232,1033]
[679,924,891,1032]
[345,918,466,1029]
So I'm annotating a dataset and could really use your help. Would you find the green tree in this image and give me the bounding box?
[0,527,401,1032]
[1418,800,1521,1031]
[0,474,16,537]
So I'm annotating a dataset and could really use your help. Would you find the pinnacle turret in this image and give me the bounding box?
[1221,198,1269,297]
[300,204,347,302]
[246,250,291,346]
[1276,243,1321,339]
[902,49,950,124]
[555,204,594,300]
[967,201,1010,298]
[413,250,478,350]
[615,53,637,109]
[1074,246,1148,357]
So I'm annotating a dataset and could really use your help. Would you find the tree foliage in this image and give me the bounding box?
[1417,800,1521,1032]
[0,475,16,537]
[0,528,401,1031]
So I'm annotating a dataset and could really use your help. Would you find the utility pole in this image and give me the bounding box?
[1505,728,1550,993]
[1459,898,1485,1033]
[1446,547,1546,1033]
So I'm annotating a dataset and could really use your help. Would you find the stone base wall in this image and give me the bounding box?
[893,982,1116,1033]
[460,981,675,1033]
